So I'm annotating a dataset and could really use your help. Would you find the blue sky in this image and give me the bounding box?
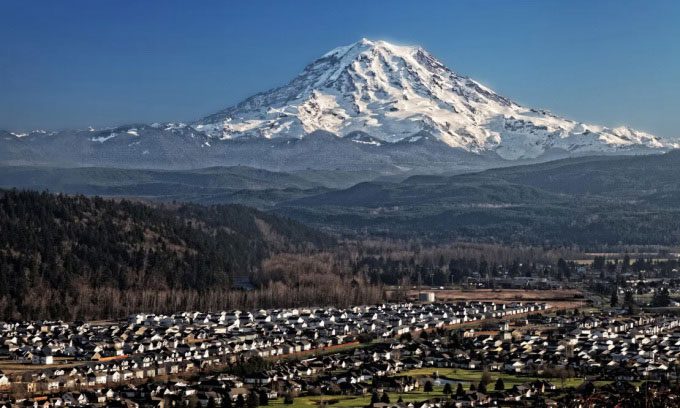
[1,1,679,138]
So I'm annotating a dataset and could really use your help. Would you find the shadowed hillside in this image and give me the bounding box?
[0,189,332,320]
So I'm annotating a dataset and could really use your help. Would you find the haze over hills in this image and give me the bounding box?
[278,151,680,246]
[2,39,675,174]
[5,151,680,246]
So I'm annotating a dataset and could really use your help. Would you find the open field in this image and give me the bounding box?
[269,368,593,408]
[396,368,585,389]
[0,357,82,374]
[403,289,586,310]
[270,388,456,408]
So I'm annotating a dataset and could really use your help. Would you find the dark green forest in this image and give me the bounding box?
[0,189,332,320]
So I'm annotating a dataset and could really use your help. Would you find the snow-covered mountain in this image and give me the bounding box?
[195,38,674,160]
[1,38,676,174]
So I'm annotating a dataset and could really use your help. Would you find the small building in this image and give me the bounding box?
[418,292,436,303]
[32,351,54,365]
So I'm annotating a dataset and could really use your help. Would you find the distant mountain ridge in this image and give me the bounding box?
[5,150,680,246]
[276,150,680,246]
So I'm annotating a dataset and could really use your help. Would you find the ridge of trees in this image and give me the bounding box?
[0,189,332,320]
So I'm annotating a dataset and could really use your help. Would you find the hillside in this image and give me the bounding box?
[0,190,332,320]
[477,151,680,200]
[5,152,680,247]
[0,165,338,208]
[280,151,680,246]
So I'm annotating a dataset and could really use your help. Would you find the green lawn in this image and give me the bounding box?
[269,368,593,408]
[270,388,449,408]
[395,367,585,389]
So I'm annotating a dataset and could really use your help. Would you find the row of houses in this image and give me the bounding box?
[0,302,547,394]
[441,313,680,381]
[6,308,680,406]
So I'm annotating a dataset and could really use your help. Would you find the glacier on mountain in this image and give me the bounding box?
[195,38,673,160]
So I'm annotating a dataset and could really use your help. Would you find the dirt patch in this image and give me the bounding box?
[404,289,585,310]
[0,358,82,374]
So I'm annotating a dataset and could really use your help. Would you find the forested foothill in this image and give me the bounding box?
[2,188,679,321]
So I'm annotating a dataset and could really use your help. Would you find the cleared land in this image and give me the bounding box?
[404,289,586,310]
[270,389,446,408]
[396,368,584,388]
[0,357,81,374]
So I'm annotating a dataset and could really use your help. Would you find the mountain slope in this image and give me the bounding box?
[477,151,680,198]
[196,38,673,160]
[0,126,506,173]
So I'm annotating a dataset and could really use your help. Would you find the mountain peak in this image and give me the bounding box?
[194,40,673,159]
[324,38,420,57]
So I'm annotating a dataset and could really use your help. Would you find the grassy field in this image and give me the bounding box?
[270,388,448,408]
[269,368,590,408]
[396,367,585,389]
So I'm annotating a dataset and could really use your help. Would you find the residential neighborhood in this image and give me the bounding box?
[1,300,680,406]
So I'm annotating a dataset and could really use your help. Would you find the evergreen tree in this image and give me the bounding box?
[622,254,631,273]
[443,383,452,396]
[494,378,505,391]
[258,391,269,406]
[456,383,465,397]
[477,382,487,393]
[624,291,638,314]
[380,392,390,404]
[424,381,433,392]
[557,258,571,279]
[246,392,259,408]
[592,256,606,271]
[370,391,380,405]
[610,288,619,307]
[583,382,595,395]
[652,287,671,307]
